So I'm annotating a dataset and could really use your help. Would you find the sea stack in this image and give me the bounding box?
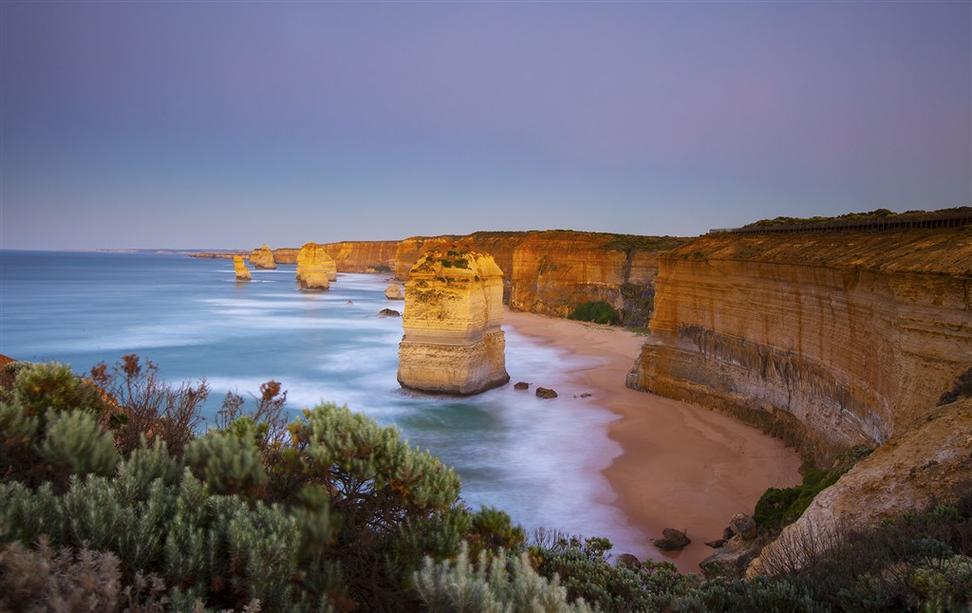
[250,244,277,269]
[233,255,252,281]
[397,249,509,395]
[296,242,336,290]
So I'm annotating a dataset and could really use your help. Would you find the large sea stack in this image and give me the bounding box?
[397,249,509,395]
[296,242,336,290]
[233,255,252,281]
[250,244,277,269]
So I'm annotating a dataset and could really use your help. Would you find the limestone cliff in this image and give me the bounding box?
[233,255,251,281]
[627,224,972,458]
[249,244,277,269]
[398,249,509,395]
[323,241,398,272]
[392,231,687,325]
[273,248,299,265]
[204,232,686,323]
[750,396,972,575]
[295,243,335,290]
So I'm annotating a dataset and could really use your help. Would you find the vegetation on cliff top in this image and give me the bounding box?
[739,206,972,230]
[1,357,970,612]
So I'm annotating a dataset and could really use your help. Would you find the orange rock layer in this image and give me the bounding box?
[398,250,509,395]
[626,226,972,458]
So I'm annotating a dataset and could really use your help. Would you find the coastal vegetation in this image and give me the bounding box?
[568,301,621,326]
[1,357,970,611]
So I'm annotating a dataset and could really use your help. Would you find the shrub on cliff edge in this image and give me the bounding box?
[568,301,621,325]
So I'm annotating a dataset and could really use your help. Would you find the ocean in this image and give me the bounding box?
[0,250,646,555]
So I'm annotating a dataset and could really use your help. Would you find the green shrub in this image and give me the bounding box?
[40,409,119,480]
[530,533,696,612]
[413,543,594,613]
[568,301,621,325]
[755,448,871,531]
[3,359,972,612]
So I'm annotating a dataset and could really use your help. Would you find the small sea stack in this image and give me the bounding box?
[250,244,277,269]
[385,283,404,300]
[233,255,252,281]
[398,249,509,395]
[296,242,336,290]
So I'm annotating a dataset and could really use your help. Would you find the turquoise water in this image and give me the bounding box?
[0,250,645,554]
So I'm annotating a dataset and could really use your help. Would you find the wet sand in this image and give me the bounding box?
[504,310,802,571]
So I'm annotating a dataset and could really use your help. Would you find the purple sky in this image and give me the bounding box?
[1,1,969,249]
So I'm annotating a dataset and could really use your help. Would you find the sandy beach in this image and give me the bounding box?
[504,310,802,572]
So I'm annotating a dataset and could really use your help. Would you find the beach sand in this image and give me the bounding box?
[504,310,802,572]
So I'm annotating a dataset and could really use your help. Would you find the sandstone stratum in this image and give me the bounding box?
[749,396,972,576]
[626,216,972,460]
[249,244,277,269]
[296,242,336,290]
[232,255,251,281]
[195,231,689,325]
[618,208,972,573]
[397,249,509,395]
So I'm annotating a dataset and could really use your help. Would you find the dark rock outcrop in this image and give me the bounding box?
[653,528,690,551]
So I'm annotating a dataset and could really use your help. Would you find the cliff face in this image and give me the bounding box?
[750,396,972,576]
[232,256,251,281]
[273,248,299,265]
[398,250,509,395]
[295,243,335,290]
[249,244,277,269]
[391,232,687,325]
[322,241,399,272]
[627,226,972,457]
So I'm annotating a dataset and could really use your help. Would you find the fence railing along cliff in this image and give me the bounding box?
[709,208,972,236]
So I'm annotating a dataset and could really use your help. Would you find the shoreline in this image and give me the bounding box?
[503,310,802,572]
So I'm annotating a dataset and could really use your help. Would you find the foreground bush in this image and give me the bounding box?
[1,358,971,612]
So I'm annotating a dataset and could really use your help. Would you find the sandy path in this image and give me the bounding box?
[504,310,802,571]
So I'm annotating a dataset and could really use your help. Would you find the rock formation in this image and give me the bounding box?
[653,528,691,551]
[195,231,690,324]
[626,223,972,460]
[233,256,251,281]
[397,249,509,395]
[535,387,558,399]
[296,243,336,290]
[249,244,277,269]
[749,396,972,576]
[384,283,403,300]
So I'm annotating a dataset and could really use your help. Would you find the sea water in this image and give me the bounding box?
[0,250,646,555]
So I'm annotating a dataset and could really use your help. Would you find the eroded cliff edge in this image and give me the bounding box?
[626,224,972,459]
[194,232,689,325]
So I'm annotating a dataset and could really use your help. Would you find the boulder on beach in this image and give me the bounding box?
[653,528,690,551]
[729,513,757,540]
[233,255,252,281]
[378,308,401,318]
[514,381,530,390]
[535,387,558,399]
[700,535,764,578]
[385,283,404,300]
[615,553,640,569]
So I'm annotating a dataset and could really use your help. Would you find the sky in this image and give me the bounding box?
[1,2,969,250]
